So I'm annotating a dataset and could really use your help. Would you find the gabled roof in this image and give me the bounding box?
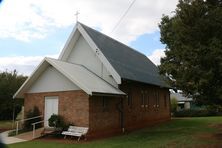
[47,58,125,96]
[14,58,125,98]
[79,23,168,87]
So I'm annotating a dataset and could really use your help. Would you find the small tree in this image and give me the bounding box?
[0,70,27,120]
[171,97,178,113]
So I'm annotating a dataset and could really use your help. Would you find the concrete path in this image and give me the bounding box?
[0,128,45,144]
[0,130,27,144]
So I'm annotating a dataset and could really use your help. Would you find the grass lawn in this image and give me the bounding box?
[8,117,222,148]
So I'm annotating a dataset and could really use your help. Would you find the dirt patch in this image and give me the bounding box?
[196,132,222,141]
[197,133,214,140]
[192,133,222,148]
[213,133,222,140]
[196,144,222,148]
[34,134,89,144]
[196,123,222,148]
[207,123,222,140]
[208,124,222,130]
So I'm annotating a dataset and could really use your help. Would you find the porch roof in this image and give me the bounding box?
[14,58,125,98]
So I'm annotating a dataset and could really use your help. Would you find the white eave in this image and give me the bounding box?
[13,58,125,98]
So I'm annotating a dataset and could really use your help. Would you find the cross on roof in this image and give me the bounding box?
[75,11,80,23]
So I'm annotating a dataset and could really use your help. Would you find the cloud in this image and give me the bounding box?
[0,0,178,43]
[0,0,177,75]
[148,49,165,65]
[0,54,58,75]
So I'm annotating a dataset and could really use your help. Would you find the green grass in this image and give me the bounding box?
[0,120,13,129]
[8,117,222,148]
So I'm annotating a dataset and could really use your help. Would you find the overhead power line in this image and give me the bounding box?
[111,0,136,33]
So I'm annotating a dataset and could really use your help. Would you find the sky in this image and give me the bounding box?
[0,0,178,76]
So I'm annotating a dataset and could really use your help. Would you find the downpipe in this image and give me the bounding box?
[116,97,125,133]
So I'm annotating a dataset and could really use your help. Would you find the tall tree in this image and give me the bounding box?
[159,0,222,105]
[0,70,27,120]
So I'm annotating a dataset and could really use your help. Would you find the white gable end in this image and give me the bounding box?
[28,66,80,93]
[66,35,118,88]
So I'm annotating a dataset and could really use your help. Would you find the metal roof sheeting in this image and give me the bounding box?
[47,58,125,96]
[80,23,169,88]
[13,58,125,98]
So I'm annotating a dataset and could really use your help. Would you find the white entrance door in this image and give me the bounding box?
[44,96,59,127]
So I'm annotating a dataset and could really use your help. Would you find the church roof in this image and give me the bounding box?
[14,23,169,98]
[80,23,168,87]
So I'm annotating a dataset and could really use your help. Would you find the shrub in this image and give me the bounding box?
[24,106,42,130]
[48,114,64,128]
[173,109,222,117]
[206,105,222,114]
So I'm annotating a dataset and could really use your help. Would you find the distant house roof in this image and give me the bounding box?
[80,23,168,88]
[14,58,125,98]
[170,93,193,102]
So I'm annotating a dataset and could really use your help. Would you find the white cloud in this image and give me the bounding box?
[0,0,177,75]
[0,0,178,43]
[0,54,58,75]
[148,49,165,65]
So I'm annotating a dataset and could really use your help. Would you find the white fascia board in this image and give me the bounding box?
[13,58,49,98]
[78,24,121,84]
[58,24,80,60]
[46,58,92,95]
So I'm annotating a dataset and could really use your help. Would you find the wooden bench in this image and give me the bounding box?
[61,126,88,141]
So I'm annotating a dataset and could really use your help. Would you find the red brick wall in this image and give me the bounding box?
[121,81,170,130]
[88,96,122,137]
[88,81,170,137]
[24,90,89,127]
[24,82,170,138]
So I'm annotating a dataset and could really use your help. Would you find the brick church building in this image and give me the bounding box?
[14,22,170,138]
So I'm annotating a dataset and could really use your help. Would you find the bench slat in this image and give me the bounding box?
[62,126,89,141]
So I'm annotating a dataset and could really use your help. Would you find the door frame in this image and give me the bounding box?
[44,96,59,127]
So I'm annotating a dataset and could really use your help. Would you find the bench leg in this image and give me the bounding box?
[64,135,66,139]
[78,136,81,141]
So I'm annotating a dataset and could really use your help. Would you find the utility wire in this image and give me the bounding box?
[110,0,136,33]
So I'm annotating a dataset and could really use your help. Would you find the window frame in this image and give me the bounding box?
[145,90,149,108]
[102,96,108,111]
[127,91,132,107]
[141,90,145,108]
[164,94,167,108]
[154,90,160,109]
